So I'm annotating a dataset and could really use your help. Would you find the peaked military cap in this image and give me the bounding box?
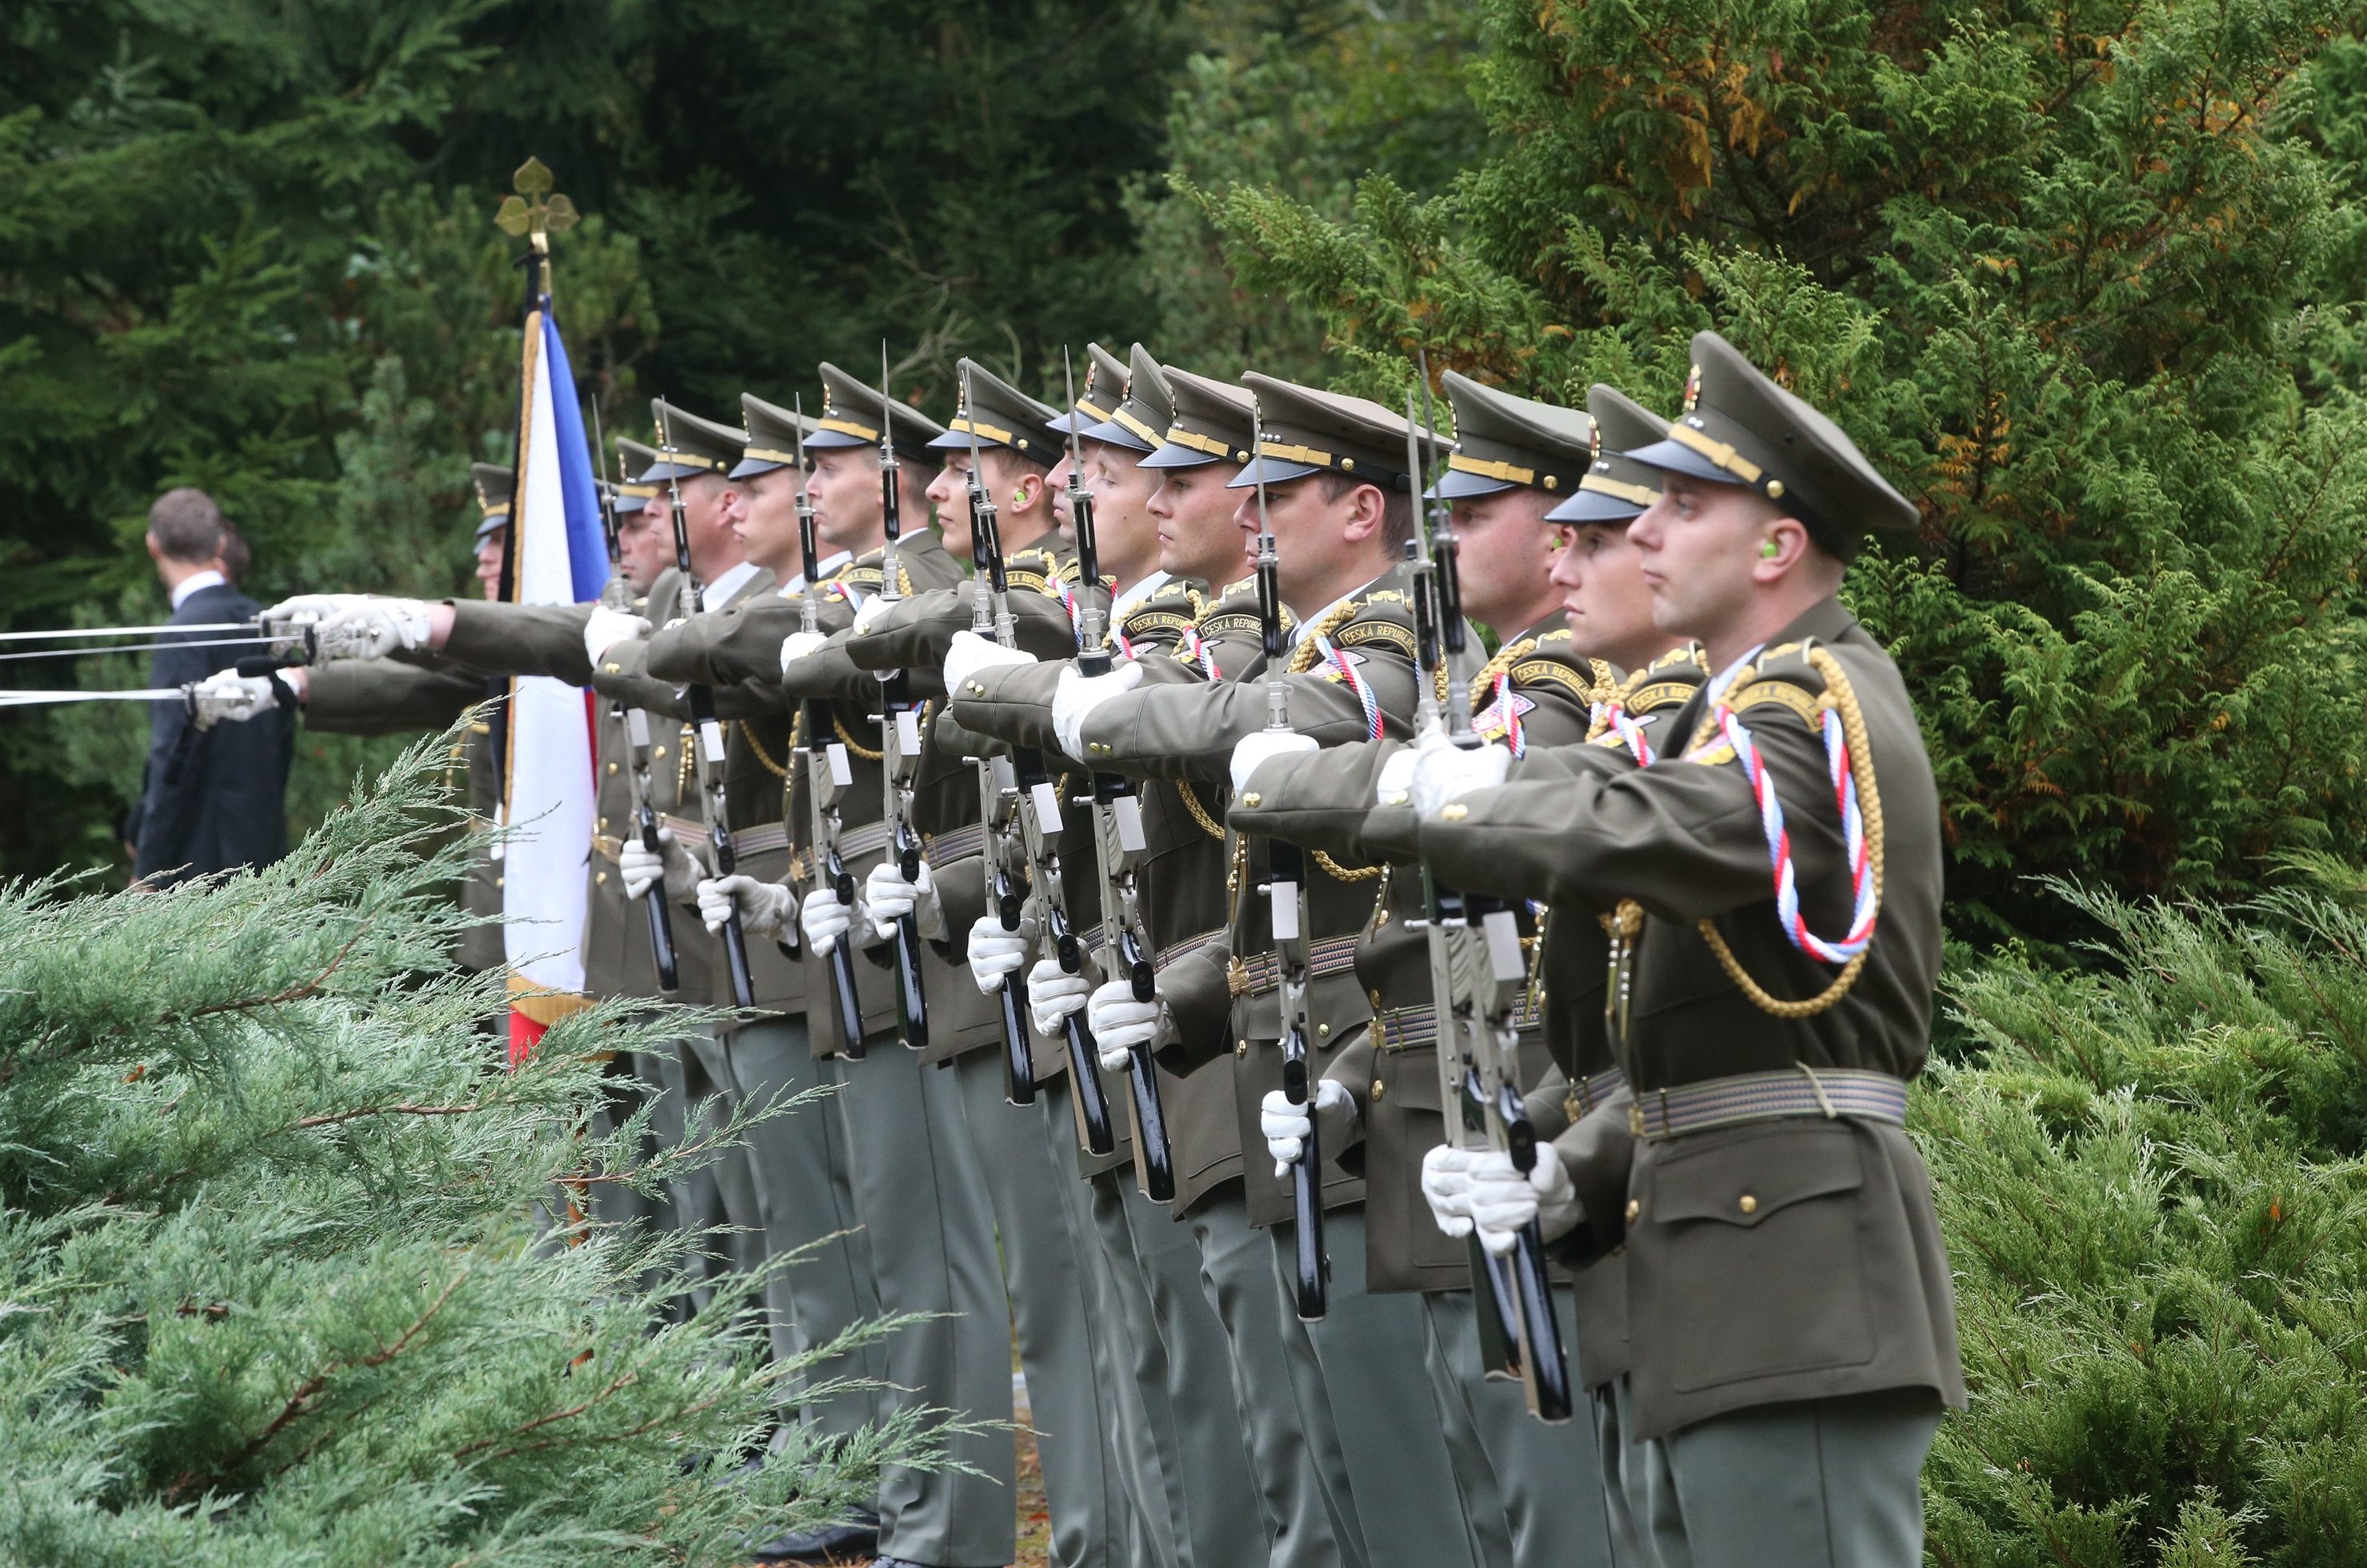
[470,462,514,544]
[611,437,658,516]
[1548,386,1665,526]
[734,393,818,480]
[1142,365,1255,471]
[1429,370,1593,500]
[1049,342,1132,438]
[1229,372,1420,492]
[1621,331,1917,554]
[1085,342,1171,454]
[930,358,1063,466]
[801,361,946,462]
[646,400,746,485]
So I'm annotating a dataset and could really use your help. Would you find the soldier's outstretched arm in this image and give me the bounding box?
[301,661,488,735]
[1416,674,1851,920]
[645,594,799,687]
[1082,650,1425,785]
[1226,737,1407,864]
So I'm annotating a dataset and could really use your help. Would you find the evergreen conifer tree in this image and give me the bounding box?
[1166,0,2367,939]
[0,735,930,1564]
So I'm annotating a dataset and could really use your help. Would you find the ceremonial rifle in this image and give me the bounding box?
[1250,396,1327,1322]
[874,348,931,1050]
[960,370,1039,1106]
[1410,367,1572,1422]
[658,404,758,1010]
[1062,350,1173,1196]
[793,394,870,1055]
[592,402,679,992]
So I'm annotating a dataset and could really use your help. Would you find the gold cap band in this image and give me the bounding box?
[1664,421,1764,485]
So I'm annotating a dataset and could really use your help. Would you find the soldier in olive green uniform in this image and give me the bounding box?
[1400,333,1964,1567]
[1237,374,1631,1568]
[876,346,1270,1568]
[950,365,1356,1568]
[1044,374,1506,1568]
[691,364,1024,1568]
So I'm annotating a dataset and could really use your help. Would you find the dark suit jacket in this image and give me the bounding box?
[130,581,293,883]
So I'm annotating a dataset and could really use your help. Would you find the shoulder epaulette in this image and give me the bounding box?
[1193,578,1276,643]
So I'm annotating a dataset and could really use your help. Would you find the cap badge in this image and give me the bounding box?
[1681,363,1703,415]
[1589,421,1602,466]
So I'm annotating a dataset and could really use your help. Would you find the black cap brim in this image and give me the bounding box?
[799,427,873,450]
[1226,454,1320,489]
[1617,436,1734,487]
[1141,442,1223,470]
[1432,468,1515,499]
[729,457,790,480]
[472,514,510,543]
[1545,490,1646,524]
[1082,418,1156,454]
[638,459,723,486]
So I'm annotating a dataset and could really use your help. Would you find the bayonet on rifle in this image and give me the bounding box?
[594,401,678,991]
[658,402,757,1010]
[1251,394,1327,1322]
[874,348,931,1050]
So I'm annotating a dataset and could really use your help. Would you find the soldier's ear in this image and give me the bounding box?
[1340,482,1388,545]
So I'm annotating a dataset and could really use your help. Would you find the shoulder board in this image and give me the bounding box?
[1646,641,1709,675]
[1727,679,1824,727]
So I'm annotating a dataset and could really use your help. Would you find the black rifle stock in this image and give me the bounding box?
[658,404,756,1010]
[960,373,1039,1106]
[874,348,930,1050]
[790,395,868,1054]
[1410,366,1570,1422]
[1062,349,1170,1194]
[1250,397,1327,1322]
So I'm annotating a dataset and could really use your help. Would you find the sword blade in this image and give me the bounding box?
[0,688,187,706]
[0,634,280,663]
[0,621,258,643]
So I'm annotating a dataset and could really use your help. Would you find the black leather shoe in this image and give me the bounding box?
[749,1507,880,1563]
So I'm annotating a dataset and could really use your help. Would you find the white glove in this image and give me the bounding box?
[620,826,700,902]
[943,629,1036,695]
[1373,744,1419,806]
[1026,958,1090,1038]
[1421,1144,1481,1238]
[1261,1079,1356,1178]
[800,885,854,954]
[862,858,939,941]
[1410,742,1511,819]
[852,594,894,634]
[966,914,1034,994]
[188,670,281,730]
[584,604,649,666]
[261,592,374,635]
[698,874,795,938]
[1229,730,1318,795]
[1052,659,1143,758]
[315,598,437,660]
[1088,979,1162,1070]
[1464,1145,1582,1254]
[778,630,830,675]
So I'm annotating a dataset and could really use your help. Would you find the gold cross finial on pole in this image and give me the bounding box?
[494,158,578,285]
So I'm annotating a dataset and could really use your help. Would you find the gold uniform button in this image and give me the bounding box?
[1370,1078,1385,1102]
[1315,1022,1329,1039]
[494,876,506,890]
[606,762,619,775]
[1625,1198,1640,1223]
[654,745,667,758]
[597,816,609,830]
[1235,1040,1249,1058]
[1737,1194,1758,1215]
[595,870,608,886]
[1441,802,1469,821]
[1241,791,1261,807]
[1369,988,1383,1007]
[604,662,621,674]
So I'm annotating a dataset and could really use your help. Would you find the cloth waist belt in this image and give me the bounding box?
[1625,1066,1909,1141]
[926,822,986,863]
[791,819,892,882]
[1373,993,1545,1052]
[596,820,789,862]
[730,821,790,858]
[1561,1067,1627,1122]
[1082,926,1227,970]
[1228,934,1362,998]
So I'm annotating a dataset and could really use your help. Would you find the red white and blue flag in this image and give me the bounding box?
[500,298,606,1063]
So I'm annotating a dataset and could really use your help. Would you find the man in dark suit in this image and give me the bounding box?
[128,488,293,885]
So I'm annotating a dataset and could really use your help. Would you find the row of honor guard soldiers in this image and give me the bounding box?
[218,330,1962,1568]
